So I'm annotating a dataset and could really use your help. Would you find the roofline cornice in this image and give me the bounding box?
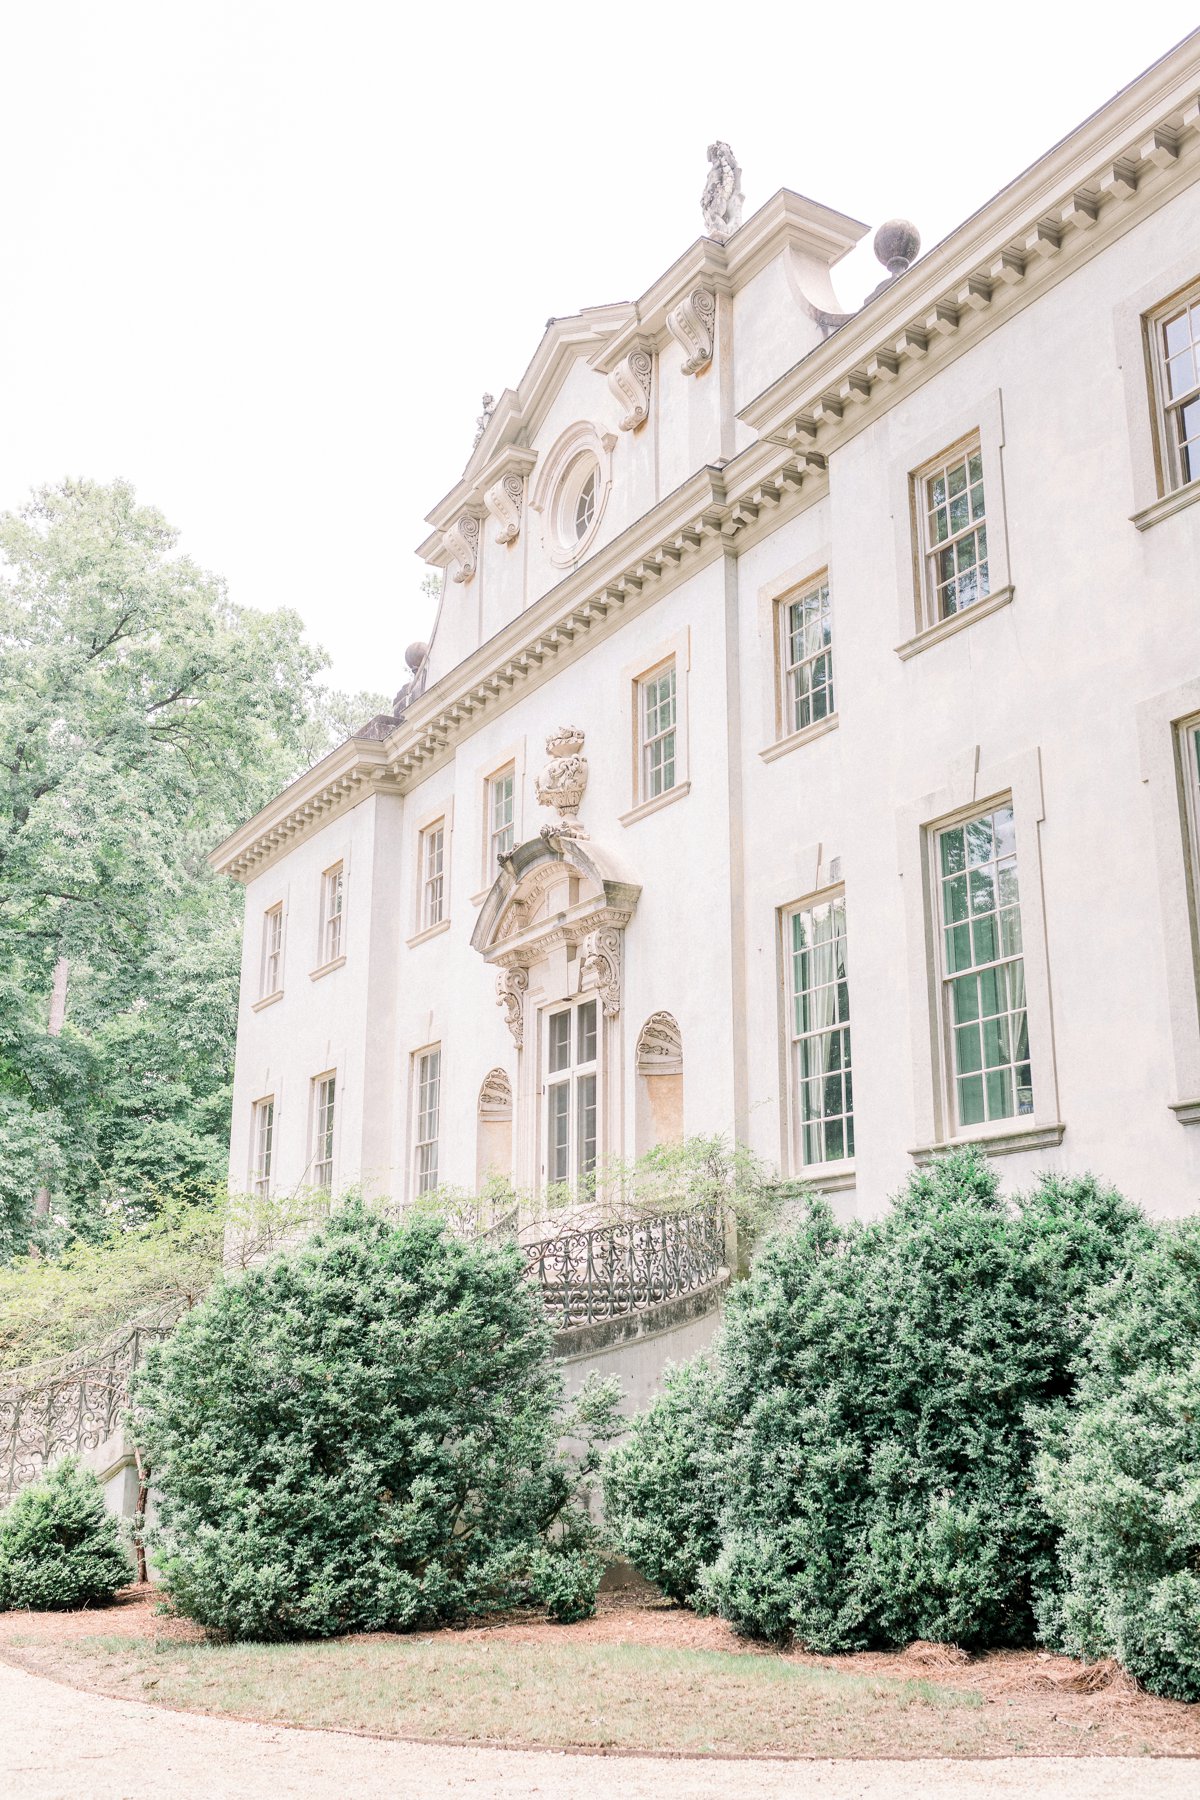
[741,32,1200,440]
[209,741,404,881]
[215,34,1200,884]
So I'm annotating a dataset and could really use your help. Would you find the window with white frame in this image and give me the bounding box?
[487,766,515,867]
[780,580,834,737]
[787,896,853,1166]
[1181,717,1200,907]
[545,998,598,1188]
[319,864,344,965]
[919,438,990,623]
[260,904,283,998]
[311,1073,336,1192]
[414,1048,441,1194]
[251,1096,274,1199]
[639,663,677,801]
[420,821,445,930]
[936,803,1032,1130]
[1151,282,1200,492]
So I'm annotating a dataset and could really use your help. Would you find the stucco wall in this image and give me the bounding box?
[228,111,1200,1225]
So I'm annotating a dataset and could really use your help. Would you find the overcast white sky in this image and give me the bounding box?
[1,4,1196,696]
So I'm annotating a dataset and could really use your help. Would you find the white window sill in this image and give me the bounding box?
[1169,1097,1200,1125]
[407,918,451,949]
[895,585,1014,662]
[792,1161,856,1193]
[251,989,284,1013]
[619,779,691,828]
[760,714,839,764]
[309,955,347,982]
[909,1118,1064,1164]
[1132,479,1200,532]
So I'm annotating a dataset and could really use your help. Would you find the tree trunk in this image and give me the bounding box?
[34,956,69,1216]
[132,1444,150,1585]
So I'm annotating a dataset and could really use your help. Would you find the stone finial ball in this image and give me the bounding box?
[405,641,428,674]
[874,219,921,276]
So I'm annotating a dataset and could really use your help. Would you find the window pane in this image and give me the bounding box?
[937,805,1031,1131]
[789,898,853,1166]
[577,1000,597,1066]
[548,1011,571,1073]
[548,1082,570,1183]
[577,1073,597,1177]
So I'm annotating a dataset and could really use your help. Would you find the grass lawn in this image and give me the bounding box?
[1,1593,1197,1759]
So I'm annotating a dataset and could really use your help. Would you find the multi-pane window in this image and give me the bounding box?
[545,999,598,1188]
[1155,287,1200,490]
[788,897,853,1165]
[488,767,515,866]
[782,581,834,735]
[936,804,1032,1129]
[1181,719,1200,905]
[320,864,344,964]
[414,1048,441,1194]
[260,905,283,997]
[312,1074,336,1193]
[421,823,445,930]
[922,440,989,621]
[640,663,677,801]
[251,1097,274,1199]
[574,467,597,539]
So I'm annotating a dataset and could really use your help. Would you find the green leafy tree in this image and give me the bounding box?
[134,1203,619,1640]
[607,1150,1151,1652]
[1037,1218,1200,1699]
[0,1457,131,1610]
[0,478,385,1243]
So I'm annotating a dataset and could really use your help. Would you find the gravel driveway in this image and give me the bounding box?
[2,1655,1196,1799]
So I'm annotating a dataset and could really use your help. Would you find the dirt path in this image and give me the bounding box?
[2,1655,1198,1800]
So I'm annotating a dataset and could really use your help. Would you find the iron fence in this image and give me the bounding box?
[0,1315,178,1503]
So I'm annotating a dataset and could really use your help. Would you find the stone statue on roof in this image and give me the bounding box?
[701,141,744,244]
[472,393,495,449]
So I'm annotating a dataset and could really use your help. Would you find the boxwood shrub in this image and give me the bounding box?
[0,1457,131,1611]
[134,1203,616,1640]
[606,1149,1151,1654]
[1037,1218,1200,1699]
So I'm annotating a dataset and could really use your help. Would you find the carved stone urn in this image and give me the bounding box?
[534,727,589,839]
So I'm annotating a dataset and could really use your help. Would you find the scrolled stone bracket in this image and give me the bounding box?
[608,346,653,430]
[496,967,530,1047]
[442,511,481,583]
[666,287,716,375]
[484,473,525,545]
[579,926,622,1017]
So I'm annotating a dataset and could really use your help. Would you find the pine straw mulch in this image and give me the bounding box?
[0,1582,1196,1759]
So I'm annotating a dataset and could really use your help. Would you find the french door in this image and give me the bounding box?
[544,997,599,1188]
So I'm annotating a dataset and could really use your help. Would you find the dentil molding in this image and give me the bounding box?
[666,287,716,374]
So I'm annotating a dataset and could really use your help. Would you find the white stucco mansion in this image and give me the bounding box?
[215,36,1200,1221]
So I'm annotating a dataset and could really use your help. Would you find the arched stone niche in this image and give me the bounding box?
[470,833,641,1188]
[635,1012,684,1154]
[476,1068,513,1188]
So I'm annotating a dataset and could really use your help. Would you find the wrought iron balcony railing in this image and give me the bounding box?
[522,1201,726,1329]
